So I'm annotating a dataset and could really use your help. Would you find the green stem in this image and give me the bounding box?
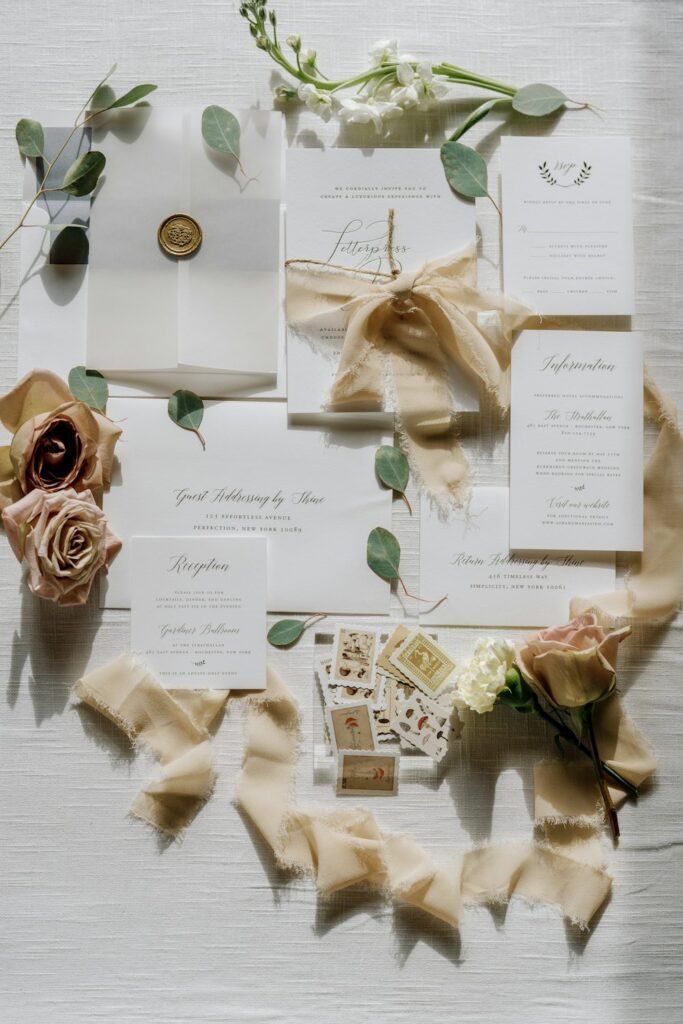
[533,697,639,800]
[584,704,620,841]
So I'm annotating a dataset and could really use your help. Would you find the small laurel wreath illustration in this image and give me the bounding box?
[538,160,592,187]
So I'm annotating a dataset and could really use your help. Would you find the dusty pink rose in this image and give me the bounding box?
[0,369,121,510]
[516,613,631,709]
[2,487,121,606]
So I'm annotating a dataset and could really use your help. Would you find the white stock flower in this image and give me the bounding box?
[451,638,516,715]
[339,97,402,133]
[369,38,399,66]
[301,48,317,66]
[392,60,447,109]
[297,83,333,121]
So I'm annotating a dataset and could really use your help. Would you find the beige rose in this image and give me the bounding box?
[516,613,631,709]
[2,487,121,606]
[0,369,121,510]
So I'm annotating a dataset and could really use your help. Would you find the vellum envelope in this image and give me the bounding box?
[87,106,283,380]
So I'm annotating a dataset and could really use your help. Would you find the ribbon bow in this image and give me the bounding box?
[286,239,531,507]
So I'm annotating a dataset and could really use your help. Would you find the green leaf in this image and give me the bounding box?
[61,151,106,196]
[440,141,488,199]
[201,105,243,170]
[512,83,567,117]
[168,389,206,449]
[50,225,89,265]
[90,83,116,111]
[267,619,306,647]
[68,366,108,413]
[448,98,502,144]
[367,526,401,582]
[375,446,410,501]
[15,118,44,158]
[107,84,158,109]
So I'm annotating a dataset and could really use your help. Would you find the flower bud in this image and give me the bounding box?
[287,34,301,52]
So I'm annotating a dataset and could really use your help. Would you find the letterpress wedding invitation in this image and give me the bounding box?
[102,399,392,613]
[87,107,283,379]
[420,487,615,626]
[501,136,634,315]
[286,148,479,419]
[130,536,266,690]
[510,332,643,552]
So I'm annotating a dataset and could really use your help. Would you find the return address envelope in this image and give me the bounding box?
[420,487,615,627]
[501,136,634,315]
[131,536,266,690]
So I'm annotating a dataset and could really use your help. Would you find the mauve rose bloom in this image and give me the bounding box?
[516,613,631,709]
[0,370,121,510]
[2,488,121,606]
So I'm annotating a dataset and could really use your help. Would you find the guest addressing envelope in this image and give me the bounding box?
[131,535,267,690]
[420,486,615,627]
[102,399,392,614]
[510,331,643,552]
[501,136,635,315]
[285,148,480,420]
[87,106,283,377]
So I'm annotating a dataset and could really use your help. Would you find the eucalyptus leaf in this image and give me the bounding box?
[50,225,89,265]
[68,365,108,413]
[168,389,206,449]
[448,98,502,144]
[201,105,244,171]
[107,83,158,109]
[440,141,488,199]
[15,118,44,158]
[61,151,106,196]
[90,83,116,111]
[375,446,411,513]
[367,526,401,582]
[512,83,567,117]
[267,619,306,647]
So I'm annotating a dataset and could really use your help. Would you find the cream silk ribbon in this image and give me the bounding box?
[571,370,683,623]
[72,656,227,835]
[72,657,660,929]
[286,245,530,507]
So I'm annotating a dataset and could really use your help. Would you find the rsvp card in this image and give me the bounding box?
[420,487,615,627]
[510,332,643,552]
[501,136,634,315]
[131,536,266,690]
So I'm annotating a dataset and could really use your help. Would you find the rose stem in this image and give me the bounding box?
[585,705,620,841]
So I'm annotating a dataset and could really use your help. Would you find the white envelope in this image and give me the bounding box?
[102,399,392,614]
[17,112,287,399]
[87,107,283,378]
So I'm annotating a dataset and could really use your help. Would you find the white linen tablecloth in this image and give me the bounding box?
[1,1,681,1021]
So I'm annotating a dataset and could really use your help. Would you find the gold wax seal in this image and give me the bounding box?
[157,214,202,257]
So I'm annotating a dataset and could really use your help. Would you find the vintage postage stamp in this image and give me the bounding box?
[331,626,379,687]
[336,750,399,797]
[388,629,456,698]
[326,700,377,753]
[394,691,457,762]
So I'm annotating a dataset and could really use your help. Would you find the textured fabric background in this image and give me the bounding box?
[1,2,682,1022]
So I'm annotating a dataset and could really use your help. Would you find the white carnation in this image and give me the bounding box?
[451,637,516,715]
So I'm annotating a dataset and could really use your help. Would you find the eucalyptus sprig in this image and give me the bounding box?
[239,0,592,200]
[2,66,157,253]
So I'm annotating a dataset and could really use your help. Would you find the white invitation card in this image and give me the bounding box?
[420,487,615,627]
[87,107,283,377]
[501,136,634,315]
[130,536,266,690]
[510,331,643,552]
[286,148,479,419]
[102,399,392,614]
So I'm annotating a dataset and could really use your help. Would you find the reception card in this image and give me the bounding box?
[501,136,634,315]
[130,536,266,690]
[510,332,643,552]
